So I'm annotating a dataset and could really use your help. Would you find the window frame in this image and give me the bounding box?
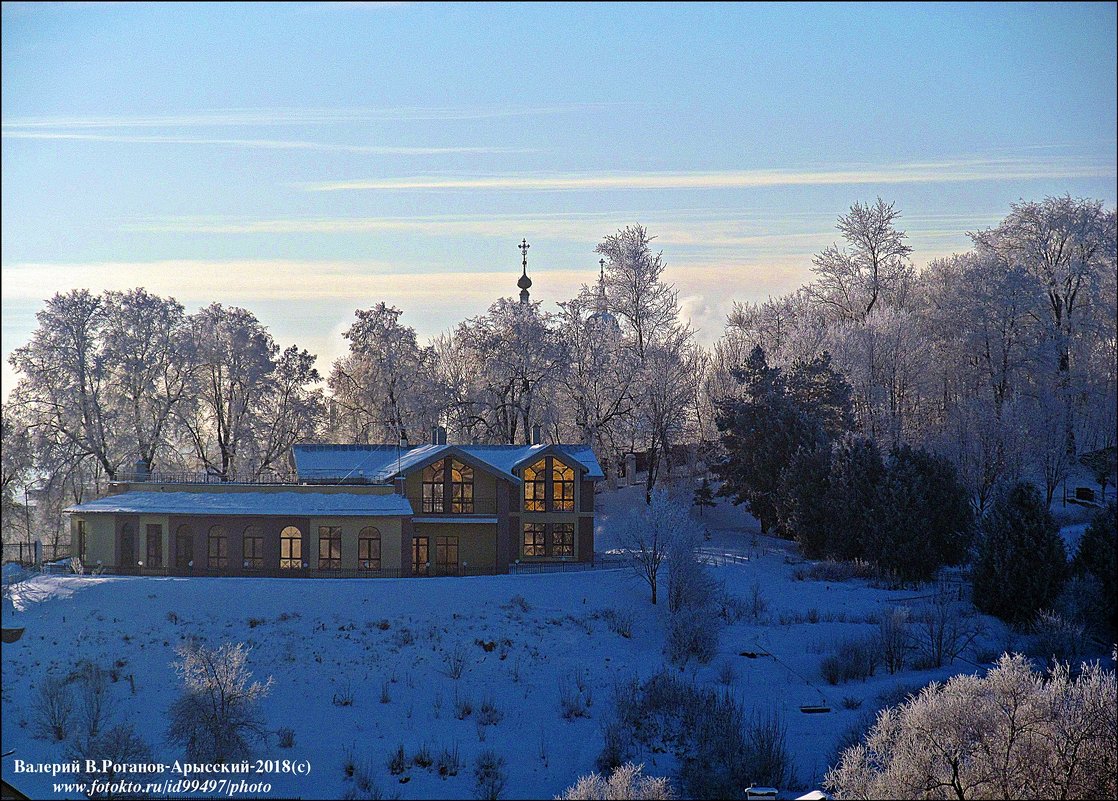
[318,526,342,570]
[358,526,382,571]
[523,458,547,512]
[242,525,264,569]
[435,535,459,575]
[280,525,303,570]
[207,525,228,569]
[175,525,194,569]
[552,460,576,512]
[449,460,474,513]
[422,460,446,513]
[522,522,546,557]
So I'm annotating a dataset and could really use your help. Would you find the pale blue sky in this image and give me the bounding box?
[3,1,1115,397]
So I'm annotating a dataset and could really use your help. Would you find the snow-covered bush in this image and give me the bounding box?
[32,674,73,742]
[166,639,273,763]
[66,723,153,796]
[556,762,675,800]
[878,607,913,674]
[1030,609,1084,664]
[473,749,507,800]
[620,490,703,606]
[910,589,983,668]
[666,607,718,667]
[820,634,880,685]
[825,653,1118,800]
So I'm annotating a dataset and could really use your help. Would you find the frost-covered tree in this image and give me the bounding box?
[327,303,444,444]
[809,197,914,322]
[973,482,1067,625]
[620,490,698,606]
[825,653,1117,800]
[1070,503,1117,639]
[167,640,273,764]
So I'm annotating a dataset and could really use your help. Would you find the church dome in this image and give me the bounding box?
[518,272,532,290]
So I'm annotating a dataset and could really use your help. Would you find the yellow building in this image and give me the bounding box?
[66,440,602,578]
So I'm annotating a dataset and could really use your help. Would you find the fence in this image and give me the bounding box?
[2,542,69,566]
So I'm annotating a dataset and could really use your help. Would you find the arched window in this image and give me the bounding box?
[319,526,342,569]
[552,460,576,511]
[450,460,474,513]
[207,525,228,569]
[523,459,547,512]
[422,460,446,513]
[358,527,381,570]
[175,525,193,569]
[280,526,302,569]
[242,525,264,569]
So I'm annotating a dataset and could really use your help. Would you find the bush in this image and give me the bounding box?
[557,762,675,800]
[825,654,1117,800]
[666,608,718,667]
[33,674,73,742]
[166,639,273,763]
[820,634,880,685]
[973,483,1067,625]
[599,608,634,638]
[473,750,507,800]
[436,743,461,777]
[910,588,983,668]
[387,743,407,775]
[66,723,152,794]
[70,660,110,743]
[878,607,913,674]
[1031,610,1084,664]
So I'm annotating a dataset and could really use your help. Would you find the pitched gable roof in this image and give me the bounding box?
[293,443,604,484]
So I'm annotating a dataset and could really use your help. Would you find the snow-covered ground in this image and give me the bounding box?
[2,488,1027,800]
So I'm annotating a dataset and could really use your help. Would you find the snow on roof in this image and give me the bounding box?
[65,490,414,518]
[293,443,605,483]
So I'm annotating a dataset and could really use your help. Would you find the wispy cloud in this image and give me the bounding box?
[1,103,628,130]
[1,130,528,155]
[301,158,1116,193]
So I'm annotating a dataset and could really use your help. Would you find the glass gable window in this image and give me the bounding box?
[450,460,474,513]
[318,526,342,569]
[207,525,228,569]
[242,525,264,569]
[280,526,302,569]
[552,460,576,511]
[523,458,547,512]
[422,460,446,513]
[358,527,381,570]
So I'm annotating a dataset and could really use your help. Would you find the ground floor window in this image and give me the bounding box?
[413,536,429,576]
[208,525,228,569]
[319,526,342,569]
[243,525,264,569]
[175,526,193,568]
[436,535,459,575]
[280,526,303,569]
[522,523,546,557]
[550,523,575,557]
[359,527,381,570]
[146,524,163,568]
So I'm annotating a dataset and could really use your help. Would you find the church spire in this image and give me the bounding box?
[517,238,532,304]
[596,257,607,313]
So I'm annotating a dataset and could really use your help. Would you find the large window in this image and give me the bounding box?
[358,527,381,570]
[450,461,474,513]
[319,526,342,569]
[280,526,303,569]
[550,523,575,557]
[523,459,547,512]
[243,525,264,569]
[552,461,576,511]
[175,525,193,569]
[523,523,546,557]
[207,525,228,569]
[412,536,429,576]
[436,535,459,575]
[423,458,475,513]
[146,524,163,568]
[422,460,446,513]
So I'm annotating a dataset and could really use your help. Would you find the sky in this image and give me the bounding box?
[2,1,1116,400]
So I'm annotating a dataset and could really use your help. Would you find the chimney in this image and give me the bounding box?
[532,425,542,445]
[438,425,448,445]
[431,426,440,446]
[134,459,150,482]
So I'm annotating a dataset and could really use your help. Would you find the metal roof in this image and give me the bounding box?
[65,490,414,518]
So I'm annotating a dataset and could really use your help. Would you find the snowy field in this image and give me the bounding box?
[2,488,1027,800]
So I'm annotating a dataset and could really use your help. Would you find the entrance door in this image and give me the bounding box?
[412,536,430,576]
[146,524,163,568]
[119,523,136,571]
